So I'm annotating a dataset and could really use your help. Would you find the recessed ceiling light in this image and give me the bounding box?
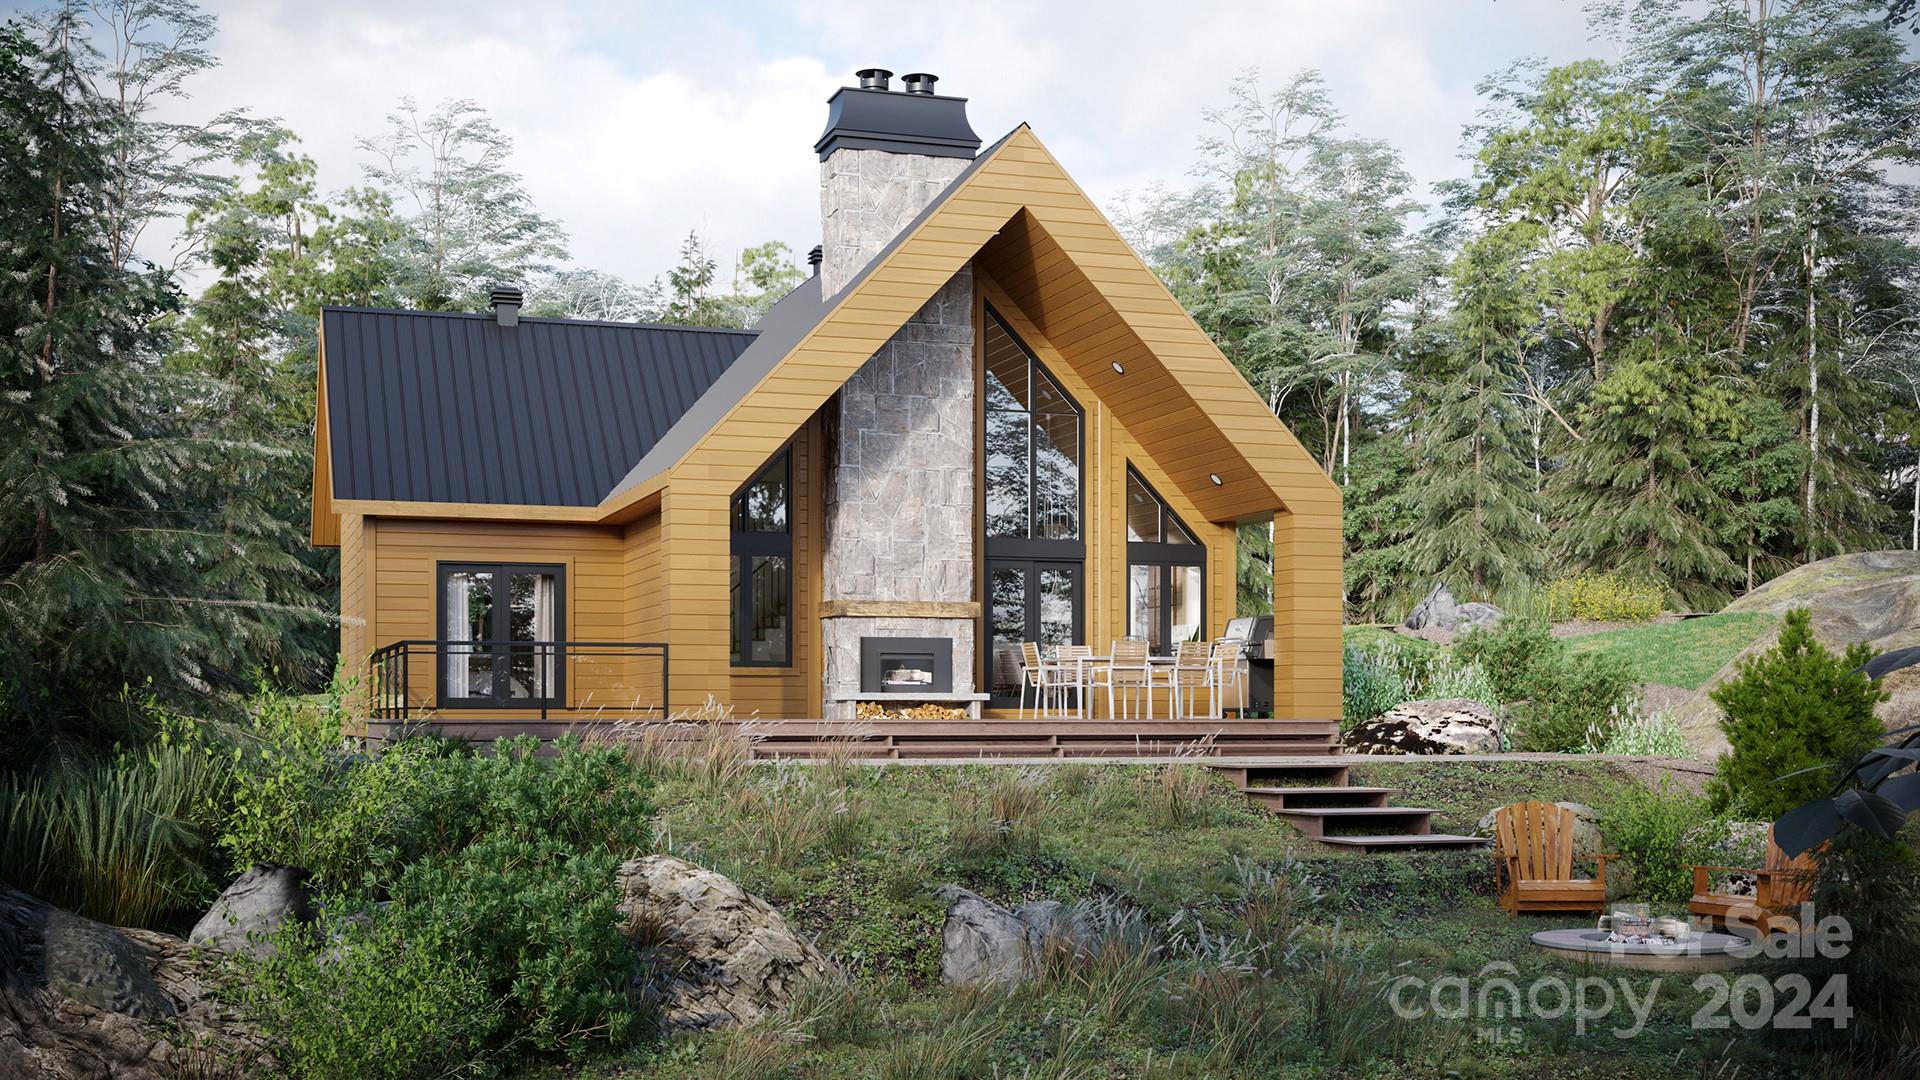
[1209,473,1223,485]
[1111,362,1124,375]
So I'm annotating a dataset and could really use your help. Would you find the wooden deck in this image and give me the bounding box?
[362,716,1341,759]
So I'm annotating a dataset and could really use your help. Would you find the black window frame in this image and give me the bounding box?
[982,305,1086,562]
[434,561,567,709]
[730,449,794,668]
[1124,466,1206,650]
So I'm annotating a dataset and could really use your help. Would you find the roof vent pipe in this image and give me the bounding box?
[901,72,938,94]
[489,286,523,328]
[807,245,823,277]
[856,67,892,90]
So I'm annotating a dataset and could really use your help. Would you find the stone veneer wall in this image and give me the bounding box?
[817,147,977,717]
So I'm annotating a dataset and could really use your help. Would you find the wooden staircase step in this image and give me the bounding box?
[1266,806,1437,839]
[1317,834,1491,850]
[1211,763,1351,790]
[1244,785,1394,809]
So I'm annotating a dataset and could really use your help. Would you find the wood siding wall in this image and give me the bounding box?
[359,518,660,722]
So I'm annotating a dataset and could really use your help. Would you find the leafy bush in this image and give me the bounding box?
[1454,617,1557,703]
[234,915,500,1080]
[1342,644,1408,729]
[1600,779,1719,903]
[1595,702,1689,757]
[1708,608,1887,819]
[389,833,636,1054]
[227,728,654,1067]
[1456,619,1634,752]
[1542,572,1665,623]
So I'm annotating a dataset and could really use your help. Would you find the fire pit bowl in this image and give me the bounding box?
[1531,928,1752,973]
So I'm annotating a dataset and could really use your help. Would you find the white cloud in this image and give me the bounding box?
[125,0,1608,295]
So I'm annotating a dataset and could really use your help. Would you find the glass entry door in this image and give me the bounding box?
[438,563,565,707]
[987,559,1081,705]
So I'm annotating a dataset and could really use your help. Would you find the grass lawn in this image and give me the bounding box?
[565,759,1816,1079]
[1565,613,1776,689]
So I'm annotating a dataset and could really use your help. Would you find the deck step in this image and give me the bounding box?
[1268,806,1437,839]
[1243,785,1394,809]
[1317,834,1490,850]
[1211,763,1351,790]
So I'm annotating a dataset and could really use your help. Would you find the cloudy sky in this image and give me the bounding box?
[92,0,1628,288]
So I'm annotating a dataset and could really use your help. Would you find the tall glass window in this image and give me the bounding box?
[983,307,1084,702]
[984,310,1081,543]
[730,451,791,666]
[1125,467,1204,653]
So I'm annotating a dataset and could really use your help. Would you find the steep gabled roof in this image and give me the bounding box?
[607,125,1337,524]
[319,307,755,508]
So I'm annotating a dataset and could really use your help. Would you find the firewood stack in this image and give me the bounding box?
[854,701,966,721]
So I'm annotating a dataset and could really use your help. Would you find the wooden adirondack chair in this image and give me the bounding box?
[1493,802,1618,916]
[1689,826,1819,935]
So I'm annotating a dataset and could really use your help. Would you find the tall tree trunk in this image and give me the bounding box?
[1803,223,1819,560]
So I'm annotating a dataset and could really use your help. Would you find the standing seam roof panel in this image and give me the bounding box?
[323,308,757,507]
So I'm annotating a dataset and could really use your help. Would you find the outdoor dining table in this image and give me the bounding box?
[1039,650,1226,719]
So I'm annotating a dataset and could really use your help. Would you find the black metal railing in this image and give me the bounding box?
[368,640,669,722]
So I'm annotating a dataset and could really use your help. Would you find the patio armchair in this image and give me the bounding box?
[1492,801,1619,916]
[1099,639,1155,719]
[1017,641,1061,720]
[1689,826,1818,936]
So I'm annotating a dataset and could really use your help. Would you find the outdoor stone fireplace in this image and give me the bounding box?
[814,80,985,721]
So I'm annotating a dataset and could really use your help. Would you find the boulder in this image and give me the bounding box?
[0,882,272,1079]
[935,886,1038,986]
[1676,551,1920,758]
[1348,699,1503,755]
[615,855,833,1031]
[1474,802,1633,900]
[1405,585,1504,634]
[188,863,315,959]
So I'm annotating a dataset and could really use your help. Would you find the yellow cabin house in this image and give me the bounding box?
[310,70,1342,756]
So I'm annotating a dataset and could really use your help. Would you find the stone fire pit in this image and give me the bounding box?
[1531,928,1751,973]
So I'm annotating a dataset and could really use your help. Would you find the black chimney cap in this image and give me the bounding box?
[815,72,981,161]
[489,285,523,327]
[901,72,938,94]
[807,245,823,276]
[856,67,892,90]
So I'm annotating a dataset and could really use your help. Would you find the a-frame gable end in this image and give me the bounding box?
[663,126,1335,524]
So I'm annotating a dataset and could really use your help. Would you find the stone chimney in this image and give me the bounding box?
[813,69,983,718]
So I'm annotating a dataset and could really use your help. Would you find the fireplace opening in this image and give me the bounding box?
[860,637,953,693]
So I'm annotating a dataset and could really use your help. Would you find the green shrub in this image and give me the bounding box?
[1595,703,1689,757]
[1599,779,1719,904]
[1420,654,1501,712]
[1542,572,1665,623]
[1457,619,1634,752]
[234,915,500,1080]
[1341,644,1408,729]
[1708,608,1887,819]
[1454,618,1557,704]
[390,833,637,1054]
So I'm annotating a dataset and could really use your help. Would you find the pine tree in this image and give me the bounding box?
[1405,233,1547,599]
[1709,609,1886,819]
[0,15,316,755]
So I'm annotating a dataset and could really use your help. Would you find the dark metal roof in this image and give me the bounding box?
[322,308,756,507]
[606,126,1023,500]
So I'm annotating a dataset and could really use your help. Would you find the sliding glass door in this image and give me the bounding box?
[438,563,565,707]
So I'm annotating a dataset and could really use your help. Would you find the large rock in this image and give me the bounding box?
[933,888,1100,986]
[188,863,315,959]
[615,855,833,1031]
[0,882,272,1079]
[1474,802,1633,901]
[1675,551,1920,758]
[1348,699,1503,755]
[1405,585,1504,634]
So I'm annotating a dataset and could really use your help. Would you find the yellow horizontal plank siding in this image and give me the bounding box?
[1272,505,1343,722]
[368,519,655,715]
